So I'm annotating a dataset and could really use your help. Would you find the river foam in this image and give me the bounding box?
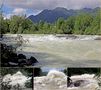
[1,34,101,43]
[23,35,101,42]
[34,70,100,90]
[2,71,31,88]
[1,34,101,67]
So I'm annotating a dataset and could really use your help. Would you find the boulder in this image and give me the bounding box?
[74,80,84,87]
[1,43,39,67]
[94,37,101,40]
[29,56,38,64]
[18,59,27,67]
[9,52,18,58]
[66,35,77,39]
[10,58,18,63]
[18,54,26,59]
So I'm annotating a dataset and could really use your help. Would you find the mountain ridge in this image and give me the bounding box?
[28,7,100,23]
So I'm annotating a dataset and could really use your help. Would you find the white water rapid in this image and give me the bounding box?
[34,70,100,90]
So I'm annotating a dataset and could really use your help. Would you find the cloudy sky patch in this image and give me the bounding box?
[12,8,26,15]
[3,0,101,10]
[1,0,101,18]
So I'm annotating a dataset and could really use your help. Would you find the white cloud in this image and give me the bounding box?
[3,0,101,18]
[4,8,26,19]
[4,0,101,10]
[12,8,26,15]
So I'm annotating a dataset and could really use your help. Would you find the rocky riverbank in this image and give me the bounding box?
[1,43,38,67]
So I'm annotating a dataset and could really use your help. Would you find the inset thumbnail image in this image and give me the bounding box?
[33,67,67,90]
[33,67,101,90]
[67,68,101,90]
[0,68,33,90]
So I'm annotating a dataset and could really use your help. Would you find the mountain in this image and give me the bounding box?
[28,7,100,23]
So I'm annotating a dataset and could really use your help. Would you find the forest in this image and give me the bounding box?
[0,10,101,35]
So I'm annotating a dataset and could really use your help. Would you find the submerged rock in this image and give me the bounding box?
[18,54,26,59]
[18,59,27,67]
[29,56,38,64]
[94,37,101,40]
[73,80,85,87]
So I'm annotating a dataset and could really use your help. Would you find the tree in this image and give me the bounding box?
[63,16,75,34]
[84,11,101,35]
[56,17,64,29]
[17,26,23,34]
[0,14,9,34]
[74,13,93,34]
[38,20,44,30]
[55,18,65,33]
[0,8,100,35]
[42,22,51,34]
[9,15,20,33]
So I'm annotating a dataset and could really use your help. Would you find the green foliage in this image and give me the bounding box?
[84,12,100,35]
[63,16,75,34]
[8,15,33,34]
[0,13,9,34]
[67,68,101,76]
[1,10,100,35]
[73,13,93,34]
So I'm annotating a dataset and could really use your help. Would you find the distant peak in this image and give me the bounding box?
[54,7,67,11]
[82,8,92,10]
[28,15,34,17]
[41,9,51,13]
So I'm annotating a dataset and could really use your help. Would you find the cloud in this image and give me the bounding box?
[12,8,26,15]
[3,0,101,18]
[4,8,26,19]
[4,0,101,10]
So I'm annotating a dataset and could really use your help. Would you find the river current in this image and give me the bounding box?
[1,34,101,67]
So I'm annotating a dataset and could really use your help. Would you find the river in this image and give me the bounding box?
[1,34,101,67]
[34,70,100,90]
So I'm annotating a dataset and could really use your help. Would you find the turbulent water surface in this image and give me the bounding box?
[2,34,101,67]
[34,70,100,90]
[2,71,31,89]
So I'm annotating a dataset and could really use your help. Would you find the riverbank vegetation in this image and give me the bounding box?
[0,9,100,35]
[67,68,101,76]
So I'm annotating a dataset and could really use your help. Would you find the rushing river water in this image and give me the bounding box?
[2,71,32,90]
[34,70,100,90]
[1,34,101,67]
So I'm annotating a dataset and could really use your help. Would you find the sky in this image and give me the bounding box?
[0,0,101,18]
